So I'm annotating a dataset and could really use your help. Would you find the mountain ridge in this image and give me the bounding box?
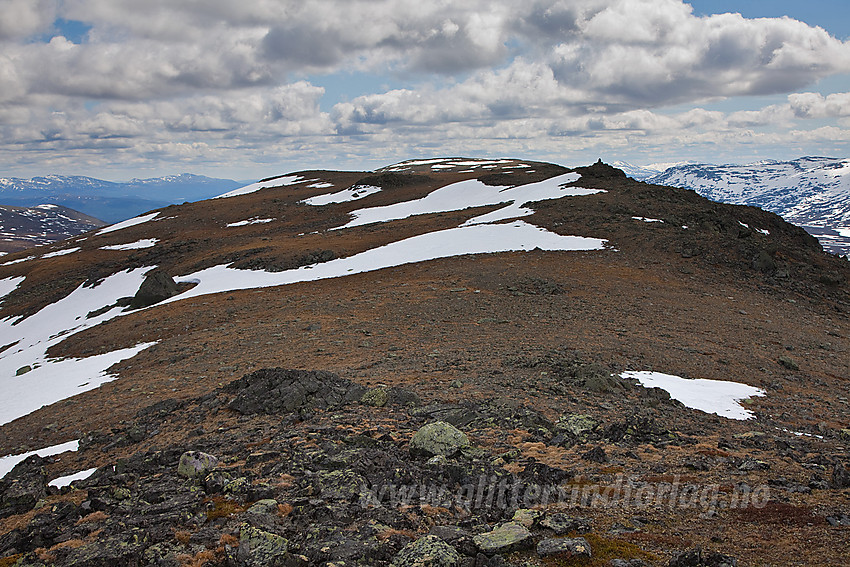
[0,158,847,566]
[0,173,244,223]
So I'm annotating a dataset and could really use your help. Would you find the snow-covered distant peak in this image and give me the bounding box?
[648,156,850,255]
[613,160,693,180]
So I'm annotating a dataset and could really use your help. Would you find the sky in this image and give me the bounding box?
[1,0,849,181]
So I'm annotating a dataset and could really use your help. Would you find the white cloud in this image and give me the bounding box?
[0,0,57,40]
[0,0,849,175]
[789,92,850,118]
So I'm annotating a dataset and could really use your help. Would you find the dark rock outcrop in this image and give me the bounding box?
[129,269,178,309]
[224,368,366,416]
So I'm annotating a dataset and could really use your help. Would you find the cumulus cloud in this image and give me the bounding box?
[1,0,849,175]
[0,0,57,40]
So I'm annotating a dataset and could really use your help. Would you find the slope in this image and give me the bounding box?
[0,159,847,566]
[0,204,106,253]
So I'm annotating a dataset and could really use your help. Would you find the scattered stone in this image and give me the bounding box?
[536,537,592,558]
[473,523,533,555]
[582,446,608,463]
[238,523,289,567]
[738,459,770,472]
[177,450,218,479]
[511,508,542,528]
[392,535,460,567]
[429,526,476,556]
[668,547,737,567]
[247,499,279,516]
[361,387,389,407]
[540,513,587,534]
[832,462,850,488]
[129,269,179,309]
[778,355,799,371]
[409,421,471,458]
[826,513,850,526]
[387,386,421,407]
[15,365,31,376]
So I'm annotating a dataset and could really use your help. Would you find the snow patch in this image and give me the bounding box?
[0,440,79,479]
[0,276,25,303]
[226,218,274,227]
[337,173,592,229]
[169,221,606,302]
[301,185,382,206]
[632,217,664,223]
[101,239,159,250]
[49,467,98,488]
[0,342,157,426]
[41,247,81,258]
[97,212,159,235]
[214,175,307,199]
[0,256,35,266]
[0,267,157,424]
[622,371,765,420]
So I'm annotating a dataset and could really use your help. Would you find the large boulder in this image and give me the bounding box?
[177,450,219,479]
[392,535,460,567]
[409,421,470,458]
[0,455,48,519]
[129,270,179,309]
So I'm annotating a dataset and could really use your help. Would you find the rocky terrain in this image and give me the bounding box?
[0,158,848,566]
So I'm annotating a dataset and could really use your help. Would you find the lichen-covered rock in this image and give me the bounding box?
[392,535,460,567]
[536,537,592,558]
[247,499,279,516]
[361,387,389,407]
[0,455,47,519]
[409,421,470,458]
[473,522,533,555]
[177,450,219,479]
[317,469,367,501]
[558,414,598,439]
[238,523,289,567]
[511,508,542,527]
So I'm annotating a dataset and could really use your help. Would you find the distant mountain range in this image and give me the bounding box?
[0,174,244,223]
[617,157,850,257]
